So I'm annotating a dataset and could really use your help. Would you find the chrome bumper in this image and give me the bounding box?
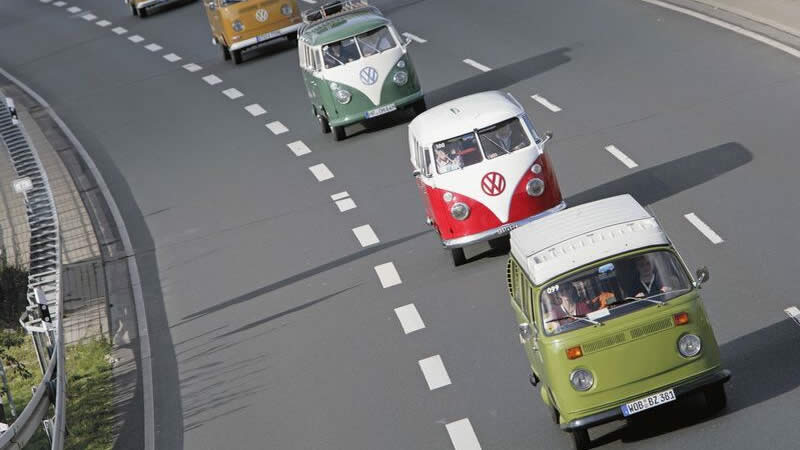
[442,201,566,249]
[135,0,174,9]
[229,23,300,51]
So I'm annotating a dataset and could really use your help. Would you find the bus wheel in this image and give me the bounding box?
[139,6,148,17]
[450,248,466,266]
[232,49,243,65]
[412,99,427,115]
[489,236,510,251]
[317,111,331,134]
[704,383,727,412]
[221,45,231,61]
[570,429,590,450]
[131,4,139,15]
[287,33,298,42]
[333,125,346,141]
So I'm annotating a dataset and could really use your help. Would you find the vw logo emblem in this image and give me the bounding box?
[360,66,378,85]
[481,172,506,196]
[255,8,268,22]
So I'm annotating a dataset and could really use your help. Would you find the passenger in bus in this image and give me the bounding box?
[435,148,462,173]
[627,255,674,298]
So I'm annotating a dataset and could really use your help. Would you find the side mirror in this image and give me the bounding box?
[207,0,215,9]
[695,266,710,288]
[538,131,553,146]
[403,37,412,48]
[519,323,532,341]
[412,169,421,178]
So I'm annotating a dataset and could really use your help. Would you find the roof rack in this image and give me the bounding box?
[300,0,376,25]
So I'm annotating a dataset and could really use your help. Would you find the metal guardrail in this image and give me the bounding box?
[0,95,66,450]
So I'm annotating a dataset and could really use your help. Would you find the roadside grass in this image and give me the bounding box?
[2,330,113,449]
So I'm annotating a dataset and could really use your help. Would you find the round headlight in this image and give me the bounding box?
[280,3,292,16]
[392,70,408,86]
[334,89,351,104]
[526,178,545,197]
[442,192,454,203]
[450,202,469,221]
[678,334,702,357]
[232,20,244,32]
[396,60,406,69]
[531,163,542,174]
[569,369,594,391]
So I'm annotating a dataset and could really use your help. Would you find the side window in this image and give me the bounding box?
[524,286,534,322]
[298,43,306,68]
[512,262,523,306]
[313,49,322,71]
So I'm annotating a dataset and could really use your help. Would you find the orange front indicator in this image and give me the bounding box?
[673,312,689,326]
[566,346,583,360]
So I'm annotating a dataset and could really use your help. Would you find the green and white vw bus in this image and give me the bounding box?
[297,1,425,141]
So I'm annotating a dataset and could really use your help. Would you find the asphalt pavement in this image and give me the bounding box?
[1,0,800,448]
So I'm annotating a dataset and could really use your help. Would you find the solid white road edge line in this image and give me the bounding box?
[446,418,482,450]
[394,304,425,334]
[530,94,562,112]
[374,262,402,288]
[308,163,334,182]
[604,145,639,169]
[684,213,724,244]
[402,32,427,43]
[463,59,491,72]
[287,140,311,156]
[352,224,379,247]
[418,355,452,390]
[266,121,289,135]
[642,0,800,59]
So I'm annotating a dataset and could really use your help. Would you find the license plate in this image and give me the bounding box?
[256,30,282,43]
[621,389,676,416]
[496,223,518,235]
[365,104,396,119]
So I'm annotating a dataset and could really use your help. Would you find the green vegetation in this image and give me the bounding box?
[1,328,49,449]
[64,337,114,450]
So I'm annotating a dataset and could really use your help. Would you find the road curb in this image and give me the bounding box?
[683,0,800,39]
[0,67,155,450]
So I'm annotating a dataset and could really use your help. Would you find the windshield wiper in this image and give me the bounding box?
[546,313,601,327]
[482,135,509,154]
[614,288,692,308]
[359,40,381,55]
[323,49,344,66]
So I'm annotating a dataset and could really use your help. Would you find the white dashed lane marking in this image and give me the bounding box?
[266,121,289,135]
[203,74,223,85]
[81,13,97,20]
[302,0,317,3]
[96,19,111,27]
[308,163,334,182]
[463,59,491,72]
[40,0,53,3]
[287,140,311,156]
[145,43,163,52]
[222,88,243,99]
[53,1,66,6]
[163,53,182,62]
[182,63,202,72]
[446,419,482,450]
[352,224,379,247]
[684,213,724,244]
[402,32,427,43]
[67,6,81,13]
[786,306,800,327]
[531,94,562,112]
[374,262,402,288]
[112,26,127,35]
[244,104,267,117]
[604,145,638,169]
[331,192,356,212]
[128,35,145,43]
[418,355,451,390]
[394,304,425,334]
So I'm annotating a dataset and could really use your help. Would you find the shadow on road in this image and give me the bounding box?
[591,318,800,447]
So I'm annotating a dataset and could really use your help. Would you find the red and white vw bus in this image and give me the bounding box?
[408,91,565,266]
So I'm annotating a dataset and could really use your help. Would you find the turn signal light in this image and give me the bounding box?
[566,346,583,360]
[673,312,689,326]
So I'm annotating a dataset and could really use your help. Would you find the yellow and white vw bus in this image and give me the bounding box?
[203,0,302,64]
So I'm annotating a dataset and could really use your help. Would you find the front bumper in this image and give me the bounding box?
[134,0,178,9]
[229,23,300,51]
[329,91,424,127]
[442,201,566,249]
[561,368,731,431]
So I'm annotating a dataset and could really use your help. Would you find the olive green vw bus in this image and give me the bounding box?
[297,1,425,141]
[506,195,730,450]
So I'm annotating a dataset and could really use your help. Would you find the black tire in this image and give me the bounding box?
[450,247,467,266]
[551,405,560,425]
[139,6,148,17]
[333,125,346,141]
[221,45,231,61]
[232,49,243,65]
[131,4,139,15]
[704,383,727,412]
[287,32,298,42]
[570,429,591,450]
[317,111,331,134]
[412,98,427,115]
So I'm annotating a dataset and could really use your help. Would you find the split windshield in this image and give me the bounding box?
[540,250,692,336]
[323,26,397,69]
[433,117,531,174]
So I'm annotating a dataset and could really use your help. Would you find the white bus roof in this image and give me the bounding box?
[510,194,670,285]
[408,91,524,144]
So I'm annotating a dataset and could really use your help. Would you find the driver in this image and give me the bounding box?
[628,255,673,298]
